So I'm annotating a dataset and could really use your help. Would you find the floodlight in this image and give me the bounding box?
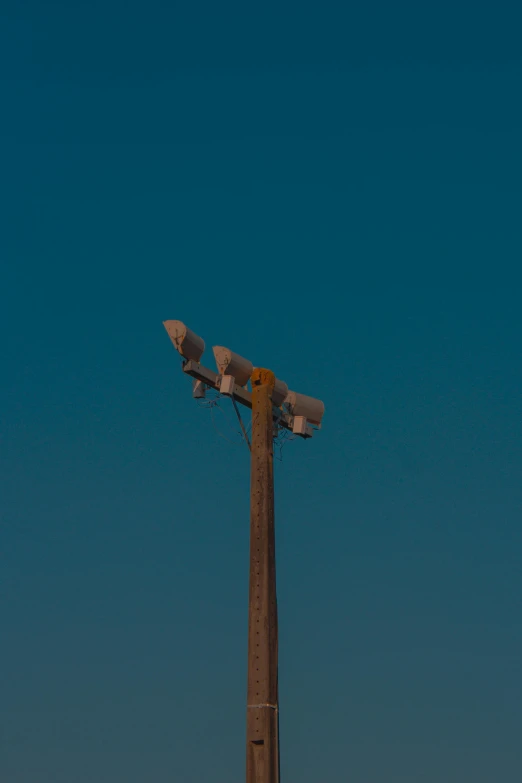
[213,346,253,387]
[284,391,325,427]
[163,320,205,362]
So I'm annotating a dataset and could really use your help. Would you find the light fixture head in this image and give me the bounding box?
[284,391,325,427]
[213,346,253,387]
[163,320,205,362]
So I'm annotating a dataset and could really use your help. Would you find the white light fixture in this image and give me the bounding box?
[213,346,253,387]
[284,391,325,428]
[164,320,205,362]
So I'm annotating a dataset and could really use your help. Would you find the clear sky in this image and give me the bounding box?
[2,3,522,782]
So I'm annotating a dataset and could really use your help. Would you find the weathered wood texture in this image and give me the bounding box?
[246,370,279,783]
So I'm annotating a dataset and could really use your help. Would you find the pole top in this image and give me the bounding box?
[251,367,276,389]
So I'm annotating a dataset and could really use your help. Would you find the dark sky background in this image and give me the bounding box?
[2,3,522,782]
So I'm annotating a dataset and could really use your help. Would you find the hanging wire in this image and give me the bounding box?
[273,425,297,462]
[196,387,220,408]
[210,401,245,446]
[195,389,250,449]
[195,386,297,458]
[231,396,251,451]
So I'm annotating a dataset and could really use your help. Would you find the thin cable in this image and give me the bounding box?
[210,403,244,446]
[232,397,251,451]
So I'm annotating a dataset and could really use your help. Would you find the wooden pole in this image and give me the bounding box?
[246,368,280,783]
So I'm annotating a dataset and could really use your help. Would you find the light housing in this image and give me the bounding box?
[213,346,253,387]
[164,320,205,362]
[284,391,325,428]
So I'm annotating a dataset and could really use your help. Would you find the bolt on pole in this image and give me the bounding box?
[246,368,280,783]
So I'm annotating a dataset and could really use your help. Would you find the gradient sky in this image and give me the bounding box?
[2,3,522,782]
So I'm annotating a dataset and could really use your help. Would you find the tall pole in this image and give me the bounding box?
[246,368,280,783]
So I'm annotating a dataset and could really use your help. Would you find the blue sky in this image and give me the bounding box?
[2,3,522,782]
